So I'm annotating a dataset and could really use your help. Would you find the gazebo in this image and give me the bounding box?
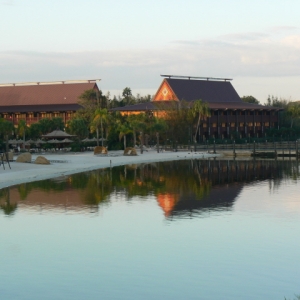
[42,130,76,139]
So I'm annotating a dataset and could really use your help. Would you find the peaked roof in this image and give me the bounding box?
[164,78,242,103]
[42,129,76,138]
[0,81,97,107]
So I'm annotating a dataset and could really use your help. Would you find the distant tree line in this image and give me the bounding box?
[76,87,152,110]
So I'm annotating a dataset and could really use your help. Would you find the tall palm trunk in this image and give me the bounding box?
[101,118,104,147]
[5,135,9,153]
[23,132,26,149]
[194,114,201,143]
[133,131,136,147]
[96,128,99,146]
[124,135,126,149]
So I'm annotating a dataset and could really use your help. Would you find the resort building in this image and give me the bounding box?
[112,75,282,139]
[0,79,100,126]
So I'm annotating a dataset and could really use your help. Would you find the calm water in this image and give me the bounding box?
[0,159,300,300]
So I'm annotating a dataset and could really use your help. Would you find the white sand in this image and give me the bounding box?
[0,149,218,189]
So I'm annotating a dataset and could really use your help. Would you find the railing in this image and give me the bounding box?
[2,116,73,125]
[161,141,300,154]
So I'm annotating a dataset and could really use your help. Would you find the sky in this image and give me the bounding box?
[1,0,300,103]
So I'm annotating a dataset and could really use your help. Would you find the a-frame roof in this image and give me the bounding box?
[162,78,242,103]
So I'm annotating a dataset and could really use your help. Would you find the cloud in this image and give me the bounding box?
[1,29,300,92]
[281,35,300,49]
[269,26,298,33]
[1,0,14,5]
[219,32,270,42]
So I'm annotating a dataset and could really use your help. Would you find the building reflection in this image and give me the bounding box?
[0,159,299,217]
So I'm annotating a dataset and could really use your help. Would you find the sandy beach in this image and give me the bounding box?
[0,149,218,189]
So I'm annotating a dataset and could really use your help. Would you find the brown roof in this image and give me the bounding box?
[42,129,76,138]
[0,82,97,107]
[164,78,242,103]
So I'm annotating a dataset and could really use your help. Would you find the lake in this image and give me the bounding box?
[0,159,299,300]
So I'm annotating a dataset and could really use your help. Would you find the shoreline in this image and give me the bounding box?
[0,150,219,189]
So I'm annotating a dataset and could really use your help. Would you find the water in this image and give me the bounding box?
[0,159,300,300]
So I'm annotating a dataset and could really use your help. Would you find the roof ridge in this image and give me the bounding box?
[161,75,232,81]
[0,79,100,87]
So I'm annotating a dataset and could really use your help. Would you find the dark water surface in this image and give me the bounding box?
[0,159,300,300]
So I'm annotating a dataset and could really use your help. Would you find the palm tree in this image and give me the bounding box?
[92,108,108,146]
[17,119,27,148]
[118,124,132,149]
[127,114,146,146]
[151,118,168,152]
[190,100,210,143]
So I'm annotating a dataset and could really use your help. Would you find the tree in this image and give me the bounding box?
[38,118,54,135]
[265,95,289,108]
[17,119,27,148]
[287,102,300,128]
[27,123,41,139]
[122,87,133,105]
[66,118,89,140]
[0,119,14,152]
[241,95,260,104]
[156,100,192,144]
[151,118,168,152]
[135,93,152,103]
[51,117,64,130]
[118,123,132,149]
[76,88,100,124]
[190,100,210,143]
[127,114,146,146]
[91,108,108,146]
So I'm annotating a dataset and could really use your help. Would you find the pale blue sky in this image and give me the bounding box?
[1,0,300,102]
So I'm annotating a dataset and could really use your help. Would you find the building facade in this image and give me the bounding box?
[0,80,100,127]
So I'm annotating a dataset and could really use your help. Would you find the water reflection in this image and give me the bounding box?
[0,159,299,217]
